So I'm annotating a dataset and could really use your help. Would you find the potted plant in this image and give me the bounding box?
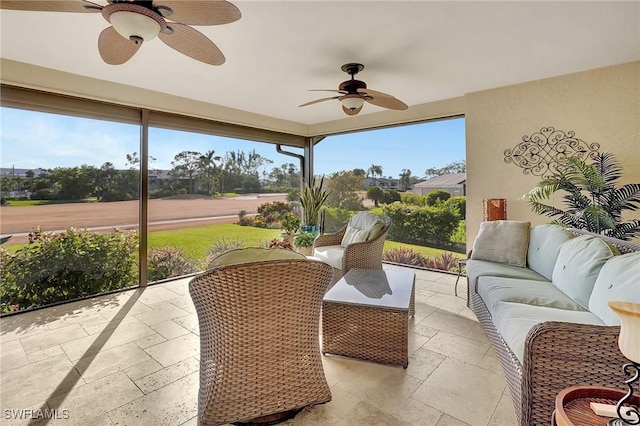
[279,212,301,244]
[298,176,331,235]
[522,152,640,240]
[294,232,315,256]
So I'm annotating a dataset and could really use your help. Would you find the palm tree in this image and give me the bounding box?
[367,164,383,186]
[523,152,640,240]
[399,169,412,191]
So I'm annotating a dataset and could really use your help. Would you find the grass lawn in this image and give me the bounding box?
[4,198,98,206]
[148,223,282,259]
[384,240,466,259]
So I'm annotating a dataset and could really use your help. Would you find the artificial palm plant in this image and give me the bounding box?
[523,152,640,240]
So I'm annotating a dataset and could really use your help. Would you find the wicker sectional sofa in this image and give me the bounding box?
[466,222,640,426]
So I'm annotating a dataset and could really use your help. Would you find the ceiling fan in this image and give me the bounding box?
[0,0,241,66]
[300,63,408,116]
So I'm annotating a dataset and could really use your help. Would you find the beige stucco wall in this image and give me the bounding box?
[465,61,640,246]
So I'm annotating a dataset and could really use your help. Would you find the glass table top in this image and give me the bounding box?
[323,268,415,309]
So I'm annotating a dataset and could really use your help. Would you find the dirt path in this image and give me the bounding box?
[1,194,288,245]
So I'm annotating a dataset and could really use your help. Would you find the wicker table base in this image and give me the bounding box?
[322,268,415,367]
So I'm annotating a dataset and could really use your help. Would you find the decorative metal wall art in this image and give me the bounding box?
[504,127,600,177]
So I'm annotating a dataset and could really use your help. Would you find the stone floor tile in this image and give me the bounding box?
[157,277,191,296]
[47,372,143,426]
[405,347,446,381]
[335,400,404,426]
[357,370,424,415]
[424,331,490,365]
[413,357,506,426]
[423,309,477,337]
[0,314,50,345]
[172,315,199,334]
[143,332,199,367]
[477,347,504,374]
[488,393,518,426]
[134,356,199,394]
[408,331,431,355]
[0,338,23,353]
[1,354,85,408]
[132,333,167,349]
[414,301,439,317]
[424,293,468,315]
[133,301,191,326]
[0,400,50,426]
[74,342,152,383]
[61,320,157,361]
[435,414,471,426]
[25,345,66,363]
[136,286,185,306]
[382,397,444,426]
[0,346,29,372]
[80,315,145,336]
[19,324,88,354]
[123,358,164,381]
[465,323,490,344]
[412,320,439,339]
[150,319,191,340]
[107,371,198,426]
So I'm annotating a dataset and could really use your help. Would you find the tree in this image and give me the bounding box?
[399,169,412,191]
[366,186,384,207]
[352,168,366,177]
[426,189,451,206]
[367,164,383,180]
[171,150,202,194]
[198,150,221,195]
[325,171,365,210]
[424,160,466,179]
[523,152,640,240]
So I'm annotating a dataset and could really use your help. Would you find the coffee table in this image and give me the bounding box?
[321,268,415,367]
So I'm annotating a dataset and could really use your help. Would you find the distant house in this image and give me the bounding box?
[364,177,398,190]
[412,173,466,197]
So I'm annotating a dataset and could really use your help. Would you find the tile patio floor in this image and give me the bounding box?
[0,265,517,426]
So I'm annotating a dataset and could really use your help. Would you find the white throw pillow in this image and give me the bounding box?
[348,212,384,240]
[470,220,531,267]
[341,227,370,248]
[589,252,640,325]
[552,235,616,309]
[527,224,573,281]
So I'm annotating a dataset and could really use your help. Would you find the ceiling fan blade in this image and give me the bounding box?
[153,0,241,25]
[343,105,362,116]
[310,89,348,94]
[159,23,225,65]
[358,88,408,110]
[299,96,340,107]
[0,0,102,12]
[98,26,141,65]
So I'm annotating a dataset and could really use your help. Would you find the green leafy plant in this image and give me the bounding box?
[280,212,301,234]
[523,152,640,240]
[294,232,315,248]
[148,247,200,282]
[298,176,331,226]
[383,247,428,267]
[0,227,137,313]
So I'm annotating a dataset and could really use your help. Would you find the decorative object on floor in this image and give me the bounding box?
[299,63,408,116]
[504,126,600,177]
[294,232,315,256]
[522,152,640,240]
[0,0,241,65]
[279,212,301,245]
[189,251,333,425]
[607,301,640,426]
[298,176,330,235]
[483,198,507,221]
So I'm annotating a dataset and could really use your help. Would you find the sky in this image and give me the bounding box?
[0,107,465,179]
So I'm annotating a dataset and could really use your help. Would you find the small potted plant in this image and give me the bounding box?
[298,176,331,235]
[294,232,315,256]
[279,212,301,244]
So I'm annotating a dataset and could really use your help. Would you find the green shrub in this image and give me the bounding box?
[148,247,200,282]
[450,220,466,245]
[400,193,427,206]
[0,228,137,313]
[383,247,428,267]
[322,207,354,233]
[257,201,292,218]
[382,190,401,204]
[444,196,466,219]
[425,190,451,206]
[383,203,460,247]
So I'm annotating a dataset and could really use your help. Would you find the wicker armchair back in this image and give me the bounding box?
[189,258,334,425]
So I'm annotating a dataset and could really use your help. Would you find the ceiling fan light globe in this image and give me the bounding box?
[110,11,161,43]
[341,95,364,111]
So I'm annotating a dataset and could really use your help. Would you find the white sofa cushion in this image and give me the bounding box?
[552,235,616,309]
[589,252,640,325]
[470,220,530,267]
[312,245,344,270]
[477,276,586,313]
[341,227,370,247]
[466,259,548,292]
[492,301,605,363]
[527,224,573,281]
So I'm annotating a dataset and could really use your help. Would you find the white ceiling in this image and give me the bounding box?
[1,1,639,136]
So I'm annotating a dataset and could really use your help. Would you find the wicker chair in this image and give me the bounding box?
[189,256,334,426]
[313,213,392,285]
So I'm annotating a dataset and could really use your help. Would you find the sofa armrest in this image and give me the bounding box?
[521,321,625,426]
